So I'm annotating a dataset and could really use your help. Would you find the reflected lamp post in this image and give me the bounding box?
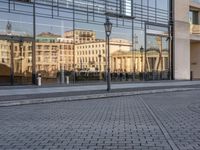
[98,54,102,80]
[6,21,14,85]
[132,34,138,80]
[61,49,65,84]
[6,21,12,35]
[104,17,112,92]
[140,46,145,80]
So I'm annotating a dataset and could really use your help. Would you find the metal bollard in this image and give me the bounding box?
[66,76,69,85]
[190,71,193,81]
[37,73,42,86]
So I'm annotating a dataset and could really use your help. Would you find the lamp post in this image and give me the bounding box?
[104,17,112,92]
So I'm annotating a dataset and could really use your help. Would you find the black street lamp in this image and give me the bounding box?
[104,17,112,91]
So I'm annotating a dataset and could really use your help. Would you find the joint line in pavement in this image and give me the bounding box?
[137,95,180,150]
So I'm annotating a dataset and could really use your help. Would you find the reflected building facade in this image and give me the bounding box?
[0,0,173,85]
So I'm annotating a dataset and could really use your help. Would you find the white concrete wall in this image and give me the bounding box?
[191,43,200,79]
[174,0,191,80]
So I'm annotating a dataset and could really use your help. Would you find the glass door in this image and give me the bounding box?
[0,36,33,85]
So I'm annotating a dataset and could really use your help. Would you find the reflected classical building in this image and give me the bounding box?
[111,49,169,73]
[36,32,74,79]
[64,29,96,44]
[112,50,140,73]
[73,29,132,72]
[0,41,32,73]
[0,0,173,85]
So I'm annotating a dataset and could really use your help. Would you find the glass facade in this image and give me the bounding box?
[0,0,172,85]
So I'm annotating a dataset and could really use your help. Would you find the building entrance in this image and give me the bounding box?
[0,36,33,85]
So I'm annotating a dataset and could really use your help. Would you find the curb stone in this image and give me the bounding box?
[0,88,198,107]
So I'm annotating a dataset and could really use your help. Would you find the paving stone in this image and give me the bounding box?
[141,90,200,150]
[0,90,200,149]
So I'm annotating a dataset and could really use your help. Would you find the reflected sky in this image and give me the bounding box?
[0,0,170,49]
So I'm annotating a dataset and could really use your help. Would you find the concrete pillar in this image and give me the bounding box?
[174,0,190,80]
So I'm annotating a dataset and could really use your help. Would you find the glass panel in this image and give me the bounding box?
[156,0,169,11]
[110,20,133,82]
[149,0,156,8]
[0,12,33,37]
[36,17,73,84]
[134,25,145,81]
[146,35,169,80]
[0,39,11,85]
[13,40,32,85]
[74,21,105,82]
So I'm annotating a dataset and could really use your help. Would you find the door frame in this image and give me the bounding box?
[0,35,34,85]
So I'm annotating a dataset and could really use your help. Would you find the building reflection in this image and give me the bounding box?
[0,29,169,83]
[0,39,32,84]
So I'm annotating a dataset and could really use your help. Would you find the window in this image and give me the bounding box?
[189,10,199,24]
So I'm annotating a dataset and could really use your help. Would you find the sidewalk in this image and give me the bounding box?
[0,80,200,107]
[1,80,200,96]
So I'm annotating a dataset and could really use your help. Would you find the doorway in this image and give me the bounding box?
[0,36,33,85]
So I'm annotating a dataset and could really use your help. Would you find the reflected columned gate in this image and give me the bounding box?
[144,22,172,80]
[0,0,173,85]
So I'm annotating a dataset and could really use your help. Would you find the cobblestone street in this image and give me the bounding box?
[0,90,200,150]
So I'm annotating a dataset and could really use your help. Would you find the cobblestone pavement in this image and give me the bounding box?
[141,91,200,150]
[0,90,200,150]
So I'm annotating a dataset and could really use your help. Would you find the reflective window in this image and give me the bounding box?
[0,0,171,85]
